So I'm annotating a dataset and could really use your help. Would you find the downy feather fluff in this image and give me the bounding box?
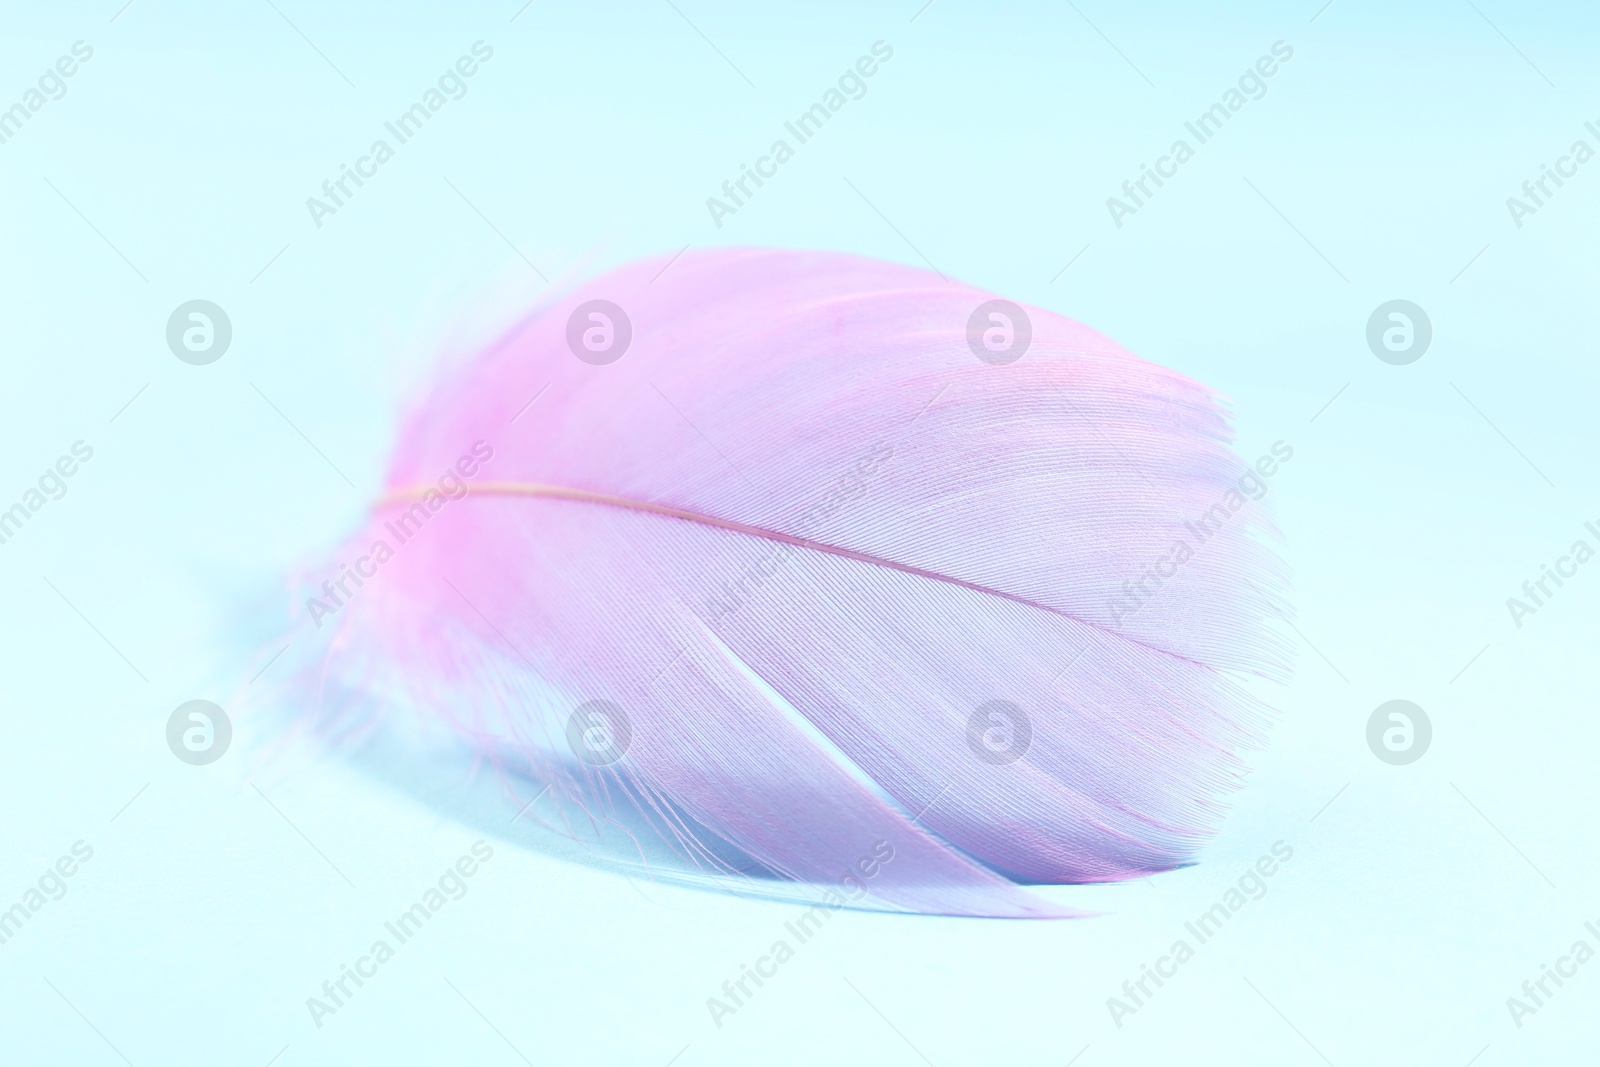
[281,247,1291,919]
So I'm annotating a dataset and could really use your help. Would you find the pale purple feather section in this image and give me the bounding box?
[294,248,1291,918]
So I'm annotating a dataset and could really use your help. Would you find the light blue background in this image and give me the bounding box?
[1,1,1597,1064]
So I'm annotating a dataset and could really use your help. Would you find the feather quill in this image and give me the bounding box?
[281,248,1291,919]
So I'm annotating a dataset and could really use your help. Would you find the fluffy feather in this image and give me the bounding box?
[283,248,1291,919]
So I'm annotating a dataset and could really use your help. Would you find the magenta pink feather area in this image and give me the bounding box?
[289,247,1292,920]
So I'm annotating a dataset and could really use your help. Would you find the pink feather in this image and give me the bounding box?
[284,247,1291,919]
